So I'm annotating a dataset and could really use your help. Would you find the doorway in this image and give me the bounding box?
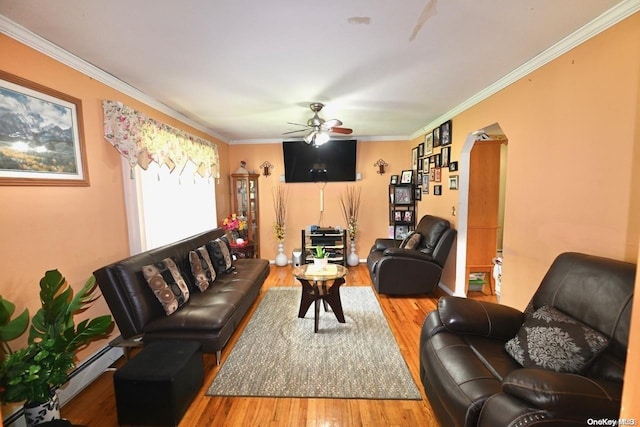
[454,124,508,297]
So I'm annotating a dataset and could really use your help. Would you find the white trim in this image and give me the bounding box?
[453,132,477,298]
[121,159,145,255]
[3,0,637,145]
[231,135,411,144]
[438,281,455,296]
[409,0,640,140]
[0,15,229,144]
[57,347,124,406]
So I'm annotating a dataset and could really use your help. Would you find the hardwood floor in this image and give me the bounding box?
[61,264,497,426]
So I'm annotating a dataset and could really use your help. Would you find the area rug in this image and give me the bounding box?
[206,286,422,400]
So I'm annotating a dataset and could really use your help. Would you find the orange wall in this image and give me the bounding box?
[227,140,412,261]
[409,12,640,308]
[2,9,639,417]
[0,35,227,359]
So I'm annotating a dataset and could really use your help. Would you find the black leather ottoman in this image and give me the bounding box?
[113,340,204,426]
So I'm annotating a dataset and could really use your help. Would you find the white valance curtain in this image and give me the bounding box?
[102,100,220,179]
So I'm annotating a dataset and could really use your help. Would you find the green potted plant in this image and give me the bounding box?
[0,270,113,426]
[313,246,328,269]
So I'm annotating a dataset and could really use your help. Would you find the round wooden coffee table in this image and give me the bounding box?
[293,263,348,332]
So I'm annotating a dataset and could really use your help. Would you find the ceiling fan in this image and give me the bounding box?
[283,102,353,146]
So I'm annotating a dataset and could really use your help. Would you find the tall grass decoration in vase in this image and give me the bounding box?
[272,184,289,266]
[340,185,362,266]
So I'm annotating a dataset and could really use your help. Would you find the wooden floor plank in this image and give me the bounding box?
[61,263,496,426]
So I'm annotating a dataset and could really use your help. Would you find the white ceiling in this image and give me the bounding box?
[0,0,634,143]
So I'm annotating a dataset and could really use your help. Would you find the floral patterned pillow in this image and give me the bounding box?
[505,305,609,373]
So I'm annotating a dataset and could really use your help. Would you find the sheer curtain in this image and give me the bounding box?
[121,158,217,254]
[138,161,216,250]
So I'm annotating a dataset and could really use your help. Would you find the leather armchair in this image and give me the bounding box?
[420,252,636,426]
[366,215,456,295]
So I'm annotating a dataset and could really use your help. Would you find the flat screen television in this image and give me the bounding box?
[282,139,357,183]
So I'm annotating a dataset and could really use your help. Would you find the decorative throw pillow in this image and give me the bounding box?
[207,238,233,274]
[400,232,422,250]
[141,258,190,316]
[505,305,609,373]
[189,246,216,292]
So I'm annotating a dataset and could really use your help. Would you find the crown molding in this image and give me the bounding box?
[0,15,230,144]
[409,0,640,140]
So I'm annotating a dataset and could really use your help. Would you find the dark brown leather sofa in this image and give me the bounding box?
[420,252,635,426]
[367,215,456,295]
[94,228,269,363]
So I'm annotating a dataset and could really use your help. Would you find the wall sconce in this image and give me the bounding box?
[373,159,388,174]
[259,161,273,176]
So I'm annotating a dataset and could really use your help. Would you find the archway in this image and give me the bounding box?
[454,123,508,297]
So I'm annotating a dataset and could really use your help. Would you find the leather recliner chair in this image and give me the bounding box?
[420,252,636,426]
[367,215,456,295]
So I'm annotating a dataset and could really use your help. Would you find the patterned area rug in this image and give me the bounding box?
[206,286,421,400]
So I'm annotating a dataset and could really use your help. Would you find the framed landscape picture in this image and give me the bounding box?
[0,71,89,186]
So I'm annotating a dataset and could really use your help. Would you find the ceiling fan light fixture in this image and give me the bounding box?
[314,131,330,146]
[304,130,317,144]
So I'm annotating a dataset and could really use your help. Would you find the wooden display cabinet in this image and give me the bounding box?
[230,173,260,258]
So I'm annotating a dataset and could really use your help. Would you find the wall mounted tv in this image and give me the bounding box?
[282,139,357,183]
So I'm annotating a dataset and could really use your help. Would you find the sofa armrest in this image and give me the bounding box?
[502,368,622,417]
[437,296,524,340]
[370,238,396,253]
[382,247,434,262]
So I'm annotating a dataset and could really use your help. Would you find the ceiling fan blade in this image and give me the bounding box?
[323,118,342,128]
[282,128,308,135]
[287,122,308,127]
[330,127,353,135]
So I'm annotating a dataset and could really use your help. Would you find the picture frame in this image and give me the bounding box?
[415,186,422,200]
[440,120,452,146]
[390,174,399,185]
[403,210,413,223]
[418,157,423,171]
[424,132,434,156]
[449,175,459,190]
[433,153,441,167]
[0,71,89,186]
[421,173,429,193]
[411,147,418,170]
[434,185,442,196]
[432,127,441,147]
[434,167,441,182]
[395,225,409,240]
[394,210,402,222]
[449,161,458,172]
[394,186,412,204]
[400,169,414,184]
[441,146,450,168]
[418,142,424,157]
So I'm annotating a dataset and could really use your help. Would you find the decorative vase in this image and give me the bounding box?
[24,393,60,427]
[347,240,359,266]
[275,242,288,266]
[313,257,329,269]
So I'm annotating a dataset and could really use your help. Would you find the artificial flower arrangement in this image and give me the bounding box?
[222,213,247,232]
